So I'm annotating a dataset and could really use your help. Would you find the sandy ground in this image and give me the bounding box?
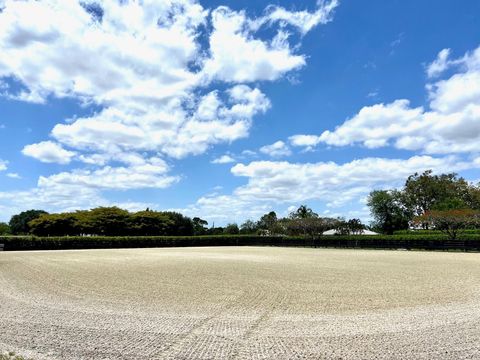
[1,247,480,359]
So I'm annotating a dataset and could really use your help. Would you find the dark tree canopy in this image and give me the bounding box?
[162,211,194,236]
[223,223,240,235]
[367,190,411,235]
[286,217,338,237]
[22,207,195,237]
[335,218,365,235]
[130,211,173,236]
[240,220,258,234]
[192,217,208,235]
[404,170,479,216]
[0,222,10,235]
[9,209,48,234]
[87,207,130,236]
[257,211,278,232]
[289,205,318,219]
[367,170,480,234]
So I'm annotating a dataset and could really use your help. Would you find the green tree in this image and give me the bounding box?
[9,209,48,234]
[335,218,365,235]
[414,209,480,240]
[130,211,172,236]
[192,217,208,235]
[161,211,194,236]
[0,222,11,235]
[224,223,240,234]
[367,190,411,235]
[240,220,257,234]
[286,217,338,238]
[29,213,80,236]
[206,226,224,235]
[289,205,318,219]
[257,211,278,233]
[403,170,477,217]
[87,207,130,236]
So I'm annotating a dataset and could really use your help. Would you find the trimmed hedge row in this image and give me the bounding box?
[394,229,480,235]
[2,234,480,251]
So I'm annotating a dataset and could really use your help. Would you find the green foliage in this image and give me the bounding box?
[414,209,480,240]
[394,229,480,235]
[29,213,80,236]
[403,170,480,217]
[368,170,480,234]
[0,222,10,235]
[192,217,208,235]
[257,211,278,232]
[15,207,196,237]
[335,218,365,235]
[285,217,338,237]
[206,226,224,235]
[240,220,258,234]
[9,209,48,234]
[223,223,239,234]
[87,207,130,235]
[289,205,318,219]
[2,234,480,252]
[161,211,194,236]
[367,190,411,235]
[130,211,173,236]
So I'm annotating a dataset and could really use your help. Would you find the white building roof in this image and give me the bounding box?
[322,229,379,236]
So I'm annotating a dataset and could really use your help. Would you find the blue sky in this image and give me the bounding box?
[1,0,480,224]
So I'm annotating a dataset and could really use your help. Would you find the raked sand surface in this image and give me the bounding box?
[1,246,480,359]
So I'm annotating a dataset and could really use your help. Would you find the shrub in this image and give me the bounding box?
[1,234,480,252]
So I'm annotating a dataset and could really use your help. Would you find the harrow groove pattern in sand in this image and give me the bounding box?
[1,247,480,359]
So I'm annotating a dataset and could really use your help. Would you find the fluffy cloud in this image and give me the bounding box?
[426,48,452,78]
[182,155,478,223]
[6,173,21,179]
[289,134,322,148]
[22,141,76,164]
[0,0,336,217]
[202,8,304,83]
[0,159,7,171]
[290,45,480,155]
[0,157,176,219]
[211,155,235,164]
[318,100,424,148]
[261,0,339,35]
[39,158,177,190]
[0,184,155,221]
[1,0,334,162]
[259,140,292,157]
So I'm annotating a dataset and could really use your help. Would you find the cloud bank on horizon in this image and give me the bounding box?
[0,0,479,224]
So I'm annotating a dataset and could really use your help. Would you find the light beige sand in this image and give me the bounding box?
[1,247,480,359]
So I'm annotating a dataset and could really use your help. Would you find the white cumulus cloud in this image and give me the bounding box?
[6,173,21,179]
[259,140,292,157]
[211,155,235,164]
[0,0,336,218]
[290,44,480,155]
[22,141,76,164]
[180,155,479,223]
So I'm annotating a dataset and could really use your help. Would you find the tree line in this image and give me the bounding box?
[236,206,364,237]
[368,170,480,239]
[1,170,479,239]
[0,205,363,238]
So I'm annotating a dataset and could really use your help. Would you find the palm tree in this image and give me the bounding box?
[290,205,318,219]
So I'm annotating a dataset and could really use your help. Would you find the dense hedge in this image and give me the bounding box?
[394,229,480,235]
[2,234,480,251]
